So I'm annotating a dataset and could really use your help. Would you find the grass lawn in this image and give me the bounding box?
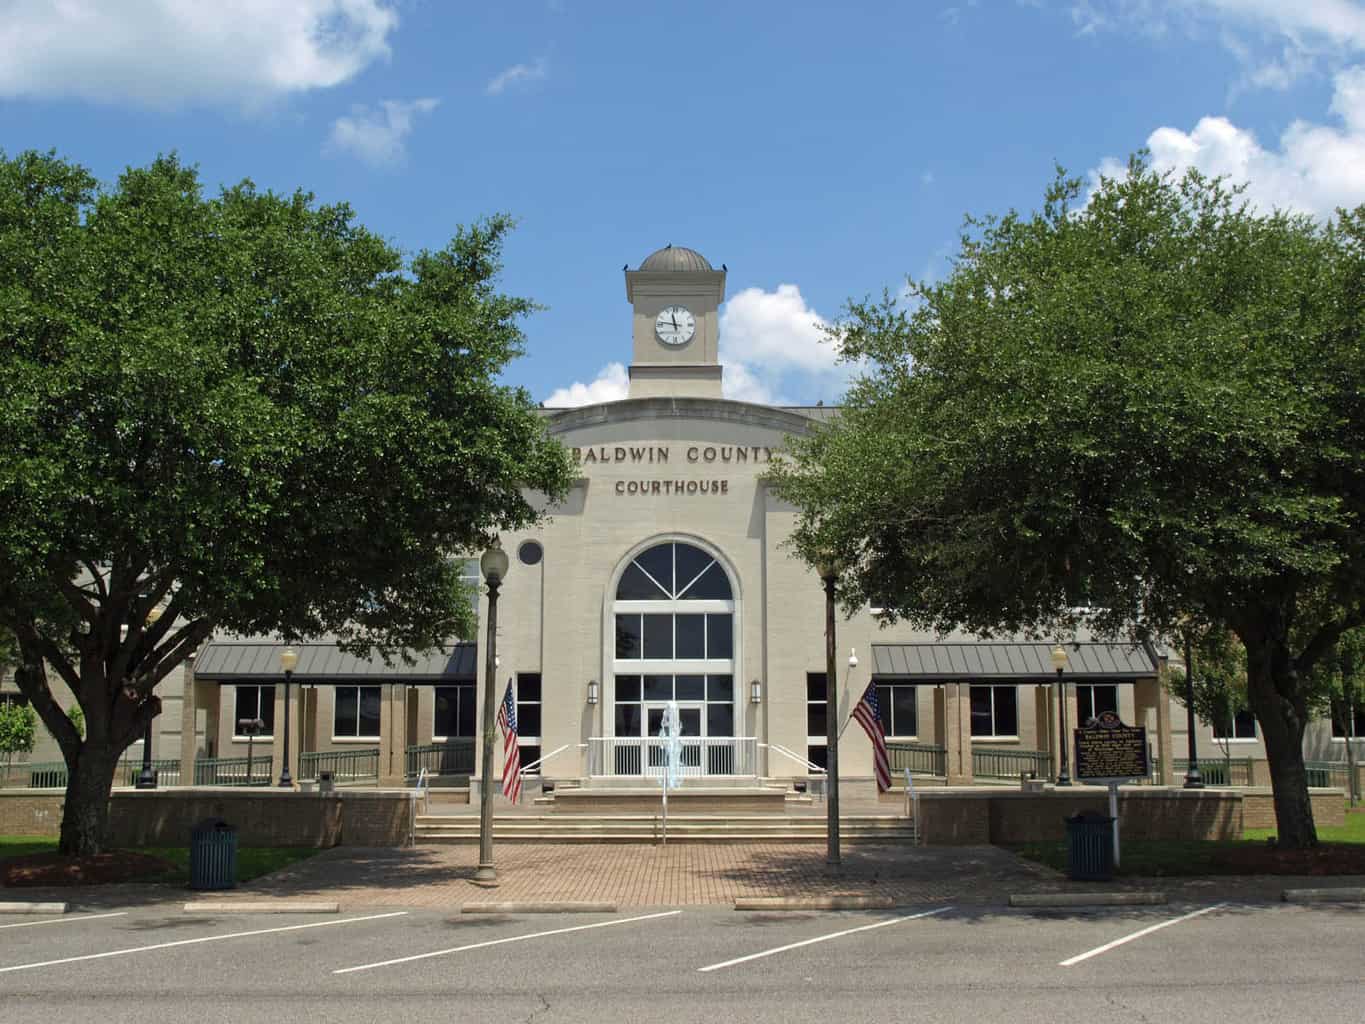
[1012,806,1365,877]
[1,835,318,884]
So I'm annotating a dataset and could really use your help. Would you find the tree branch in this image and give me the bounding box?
[10,631,82,762]
[1298,609,1365,677]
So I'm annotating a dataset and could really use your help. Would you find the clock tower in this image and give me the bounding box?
[624,244,726,399]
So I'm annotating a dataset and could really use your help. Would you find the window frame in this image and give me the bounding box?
[232,684,276,741]
[332,684,383,742]
[1210,707,1258,742]
[969,684,1019,740]
[873,681,917,739]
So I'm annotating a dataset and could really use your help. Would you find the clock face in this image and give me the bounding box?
[654,305,696,346]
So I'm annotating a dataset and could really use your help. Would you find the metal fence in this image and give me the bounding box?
[7,757,184,789]
[586,736,758,778]
[193,755,274,786]
[405,740,475,779]
[121,758,182,787]
[1168,757,1256,786]
[1304,760,1352,790]
[886,742,947,778]
[300,748,379,784]
[972,747,1052,781]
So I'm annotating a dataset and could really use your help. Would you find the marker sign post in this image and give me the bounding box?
[1074,711,1150,868]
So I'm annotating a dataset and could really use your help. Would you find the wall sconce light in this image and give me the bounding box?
[587,679,599,705]
[750,679,762,704]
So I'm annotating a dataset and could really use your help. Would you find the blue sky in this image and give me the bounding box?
[3,1,1363,406]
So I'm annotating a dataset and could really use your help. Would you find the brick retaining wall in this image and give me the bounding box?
[0,789,412,846]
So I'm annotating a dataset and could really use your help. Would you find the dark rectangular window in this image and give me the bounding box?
[807,671,828,739]
[970,685,1018,738]
[233,685,275,737]
[675,674,705,701]
[807,743,828,770]
[1077,684,1119,724]
[615,614,641,658]
[642,614,673,659]
[1331,707,1365,739]
[644,674,673,700]
[707,703,734,737]
[434,684,475,738]
[335,686,381,739]
[615,675,641,701]
[516,674,542,763]
[874,682,916,737]
[706,614,733,659]
[615,701,642,737]
[675,614,706,659]
[1212,707,1256,740]
[706,674,733,701]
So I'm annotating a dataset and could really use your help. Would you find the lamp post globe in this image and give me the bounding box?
[135,606,164,790]
[1051,645,1072,787]
[476,540,509,883]
[278,646,298,788]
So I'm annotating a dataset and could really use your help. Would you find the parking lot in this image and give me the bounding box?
[3,899,1362,1023]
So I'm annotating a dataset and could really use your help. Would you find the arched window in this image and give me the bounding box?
[612,541,736,749]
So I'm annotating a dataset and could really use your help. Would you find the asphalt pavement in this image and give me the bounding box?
[3,900,1362,1023]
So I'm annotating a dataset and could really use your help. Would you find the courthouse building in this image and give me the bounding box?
[10,246,1357,794]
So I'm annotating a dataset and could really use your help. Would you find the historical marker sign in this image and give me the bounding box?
[1074,710,1149,782]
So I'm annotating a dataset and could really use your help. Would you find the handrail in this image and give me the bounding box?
[519,742,575,777]
[763,742,826,776]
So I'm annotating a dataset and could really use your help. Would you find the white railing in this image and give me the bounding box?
[519,742,579,778]
[587,737,758,779]
[762,742,828,801]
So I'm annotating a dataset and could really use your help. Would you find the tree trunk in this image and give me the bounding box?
[57,744,119,857]
[1244,635,1317,848]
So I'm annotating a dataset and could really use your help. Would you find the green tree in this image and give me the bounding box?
[1160,624,1248,782]
[0,700,37,783]
[769,156,1365,847]
[0,151,575,855]
[1306,627,1364,805]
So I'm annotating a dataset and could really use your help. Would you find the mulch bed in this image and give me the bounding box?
[1211,843,1365,876]
[2,851,177,887]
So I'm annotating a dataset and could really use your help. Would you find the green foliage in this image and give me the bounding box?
[1161,624,1248,754]
[66,703,83,740]
[0,150,575,853]
[0,701,37,766]
[770,155,1365,847]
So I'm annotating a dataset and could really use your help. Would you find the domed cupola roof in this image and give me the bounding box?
[638,244,712,272]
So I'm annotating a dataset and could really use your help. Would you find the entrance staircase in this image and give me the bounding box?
[412,812,919,845]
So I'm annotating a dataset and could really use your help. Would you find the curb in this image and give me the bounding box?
[734,896,897,911]
[1009,892,1167,908]
[461,901,618,914]
[0,902,67,915]
[183,901,340,914]
[1282,887,1365,904]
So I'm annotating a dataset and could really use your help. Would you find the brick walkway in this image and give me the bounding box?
[235,842,1059,908]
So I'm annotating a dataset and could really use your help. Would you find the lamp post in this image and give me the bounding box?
[135,606,164,789]
[816,556,842,867]
[278,646,298,788]
[1051,645,1072,786]
[239,717,263,785]
[1182,630,1204,789]
[476,540,510,883]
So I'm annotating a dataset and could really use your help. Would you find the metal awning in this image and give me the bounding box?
[192,641,477,683]
[871,642,1157,681]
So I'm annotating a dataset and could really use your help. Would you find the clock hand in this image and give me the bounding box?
[671,313,678,330]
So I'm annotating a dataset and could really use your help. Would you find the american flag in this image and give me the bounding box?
[851,682,892,793]
[495,677,522,803]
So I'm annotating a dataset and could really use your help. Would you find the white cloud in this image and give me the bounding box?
[0,0,398,109]
[544,362,628,407]
[1100,64,1365,218]
[486,58,548,96]
[325,98,439,167]
[719,284,852,406]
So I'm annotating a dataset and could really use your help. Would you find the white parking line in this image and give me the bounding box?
[1059,903,1229,967]
[697,907,952,973]
[333,910,682,975]
[0,911,407,974]
[0,911,127,932]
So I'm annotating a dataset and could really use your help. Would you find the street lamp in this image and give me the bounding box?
[476,540,510,883]
[238,717,264,785]
[1051,645,1072,786]
[135,606,164,789]
[278,646,298,788]
[1182,631,1204,789]
[815,554,842,867]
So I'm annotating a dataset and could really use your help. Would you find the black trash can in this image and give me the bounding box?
[1065,810,1115,881]
[189,818,238,891]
